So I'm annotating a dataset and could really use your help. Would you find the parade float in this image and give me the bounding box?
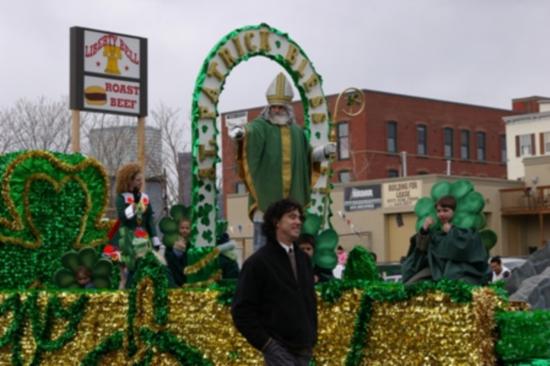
[0,24,548,365]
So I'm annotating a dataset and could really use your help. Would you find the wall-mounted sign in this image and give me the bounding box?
[383,180,422,208]
[344,184,381,211]
[70,26,147,117]
[225,111,248,127]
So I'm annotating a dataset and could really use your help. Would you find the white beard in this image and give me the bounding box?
[270,113,290,126]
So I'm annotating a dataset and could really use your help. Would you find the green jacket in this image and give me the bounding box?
[115,192,157,271]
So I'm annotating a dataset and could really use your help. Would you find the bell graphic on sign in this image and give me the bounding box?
[103,41,121,75]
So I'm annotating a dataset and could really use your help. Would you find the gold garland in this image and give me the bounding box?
[0,286,509,365]
[183,270,223,288]
[183,248,221,276]
[0,151,110,248]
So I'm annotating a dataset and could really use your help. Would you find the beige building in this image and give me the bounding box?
[226,174,523,262]
[502,101,550,252]
[504,99,550,180]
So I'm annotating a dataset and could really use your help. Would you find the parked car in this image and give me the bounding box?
[377,262,402,282]
[501,257,527,271]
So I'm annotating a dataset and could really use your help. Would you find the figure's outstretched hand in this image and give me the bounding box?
[323,142,337,159]
[227,119,246,140]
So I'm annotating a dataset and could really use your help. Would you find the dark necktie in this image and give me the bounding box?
[288,248,298,280]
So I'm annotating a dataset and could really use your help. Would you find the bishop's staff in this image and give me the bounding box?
[322,88,366,227]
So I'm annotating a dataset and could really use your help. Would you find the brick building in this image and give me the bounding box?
[221,89,519,204]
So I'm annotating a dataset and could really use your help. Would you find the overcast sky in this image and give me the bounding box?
[1,0,549,119]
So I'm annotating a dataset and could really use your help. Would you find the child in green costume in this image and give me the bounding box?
[402,195,489,285]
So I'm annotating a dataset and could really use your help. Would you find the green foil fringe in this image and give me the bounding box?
[496,309,550,363]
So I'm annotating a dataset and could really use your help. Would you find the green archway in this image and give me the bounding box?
[191,23,333,246]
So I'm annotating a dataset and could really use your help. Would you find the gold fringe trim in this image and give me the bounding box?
[184,248,221,275]
[182,270,223,287]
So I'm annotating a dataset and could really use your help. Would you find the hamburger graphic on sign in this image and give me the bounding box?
[84,86,107,105]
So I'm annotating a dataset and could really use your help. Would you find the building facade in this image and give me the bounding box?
[226,174,523,262]
[221,89,518,204]
[501,96,550,251]
[504,97,550,180]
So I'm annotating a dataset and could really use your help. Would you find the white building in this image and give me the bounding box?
[504,98,550,180]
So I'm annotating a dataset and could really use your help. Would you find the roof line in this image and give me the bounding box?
[221,88,515,115]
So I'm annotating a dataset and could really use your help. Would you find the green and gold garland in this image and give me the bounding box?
[0,256,548,365]
[0,150,110,289]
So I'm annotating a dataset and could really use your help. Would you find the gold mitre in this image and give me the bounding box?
[266,72,294,106]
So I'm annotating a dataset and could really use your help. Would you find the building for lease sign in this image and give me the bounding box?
[382,180,422,208]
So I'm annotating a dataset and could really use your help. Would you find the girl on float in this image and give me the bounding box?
[113,162,170,288]
[401,195,489,285]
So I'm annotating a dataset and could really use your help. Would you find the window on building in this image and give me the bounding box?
[476,132,486,161]
[416,125,427,155]
[339,170,351,183]
[543,132,550,155]
[235,182,247,194]
[388,169,399,178]
[516,134,534,156]
[337,122,350,159]
[500,135,507,163]
[460,130,470,160]
[417,170,429,175]
[444,128,454,159]
[387,121,397,153]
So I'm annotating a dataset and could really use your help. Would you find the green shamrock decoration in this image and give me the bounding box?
[53,247,113,289]
[414,179,497,251]
[0,151,110,289]
[158,204,190,248]
[302,213,339,270]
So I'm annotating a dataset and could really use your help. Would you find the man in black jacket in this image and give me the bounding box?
[231,199,317,365]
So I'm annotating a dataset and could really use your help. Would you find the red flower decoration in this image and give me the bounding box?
[142,196,149,205]
[134,228,149,238]
[125,196,134,204]
[103,244,116,254]
[103,244,121,261]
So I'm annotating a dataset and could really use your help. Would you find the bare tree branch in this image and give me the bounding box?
[150,103,190,206]
[0,96,191,210]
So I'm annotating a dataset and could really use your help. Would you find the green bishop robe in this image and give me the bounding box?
[401,226,489,285]
[238,118,313,218]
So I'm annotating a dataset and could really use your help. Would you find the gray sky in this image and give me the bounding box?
[1,0,549,117]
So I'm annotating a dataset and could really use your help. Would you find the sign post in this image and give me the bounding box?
[71,110,81,152]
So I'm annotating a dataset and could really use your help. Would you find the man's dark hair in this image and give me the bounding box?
[490,256,502,265]
[435,195,456,211]
[298,234,316,248]
[262,199,304,242]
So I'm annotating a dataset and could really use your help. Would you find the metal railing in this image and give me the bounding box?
[500,185,550,214]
